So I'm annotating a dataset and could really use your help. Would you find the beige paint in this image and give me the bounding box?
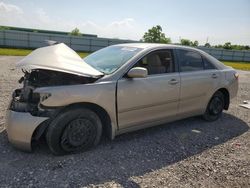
[6,110,48,151]
[17,43,103,77]
[127,67,148,78]
[6,43,239,151]
[117,73,180,129]
[178,70,222,117]
[36,82,118,134]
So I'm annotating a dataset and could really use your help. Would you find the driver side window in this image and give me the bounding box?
[136,50,175,75]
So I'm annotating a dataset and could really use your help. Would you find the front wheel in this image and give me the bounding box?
[203,91,225,122]
[46,107,102,155]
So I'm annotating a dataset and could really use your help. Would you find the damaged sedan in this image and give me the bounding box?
[6,43,238,155]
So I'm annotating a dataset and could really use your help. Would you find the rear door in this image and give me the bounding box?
[176,49,221,117]
[117,49,180,129]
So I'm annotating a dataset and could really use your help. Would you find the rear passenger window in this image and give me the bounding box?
[178,50,204,72]
[203,57,216,70]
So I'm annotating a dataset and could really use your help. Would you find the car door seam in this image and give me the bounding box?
[118,98,179,114]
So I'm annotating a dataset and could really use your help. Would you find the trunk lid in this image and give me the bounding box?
[16,43,103,78]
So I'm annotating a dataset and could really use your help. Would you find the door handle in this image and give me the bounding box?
[169,79,179,85]
[211,73,218,79]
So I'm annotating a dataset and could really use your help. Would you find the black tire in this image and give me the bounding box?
[203,91,225,122]
[46,107,102,155]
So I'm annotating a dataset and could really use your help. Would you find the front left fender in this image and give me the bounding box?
[6,110,48,151]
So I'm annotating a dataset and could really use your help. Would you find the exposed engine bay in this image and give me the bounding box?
[20,69,98,87]
[10,69,99,116]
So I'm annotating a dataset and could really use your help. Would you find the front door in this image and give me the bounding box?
[117,49,180,130]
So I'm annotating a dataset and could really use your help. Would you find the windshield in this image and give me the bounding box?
[84,46,143,74]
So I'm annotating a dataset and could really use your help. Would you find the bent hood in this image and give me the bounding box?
[17,43,103,77]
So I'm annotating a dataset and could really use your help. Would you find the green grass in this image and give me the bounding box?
[222,61,250,71]
[0,48,33,56]
[0,48,90,58]
[78,52,89,58]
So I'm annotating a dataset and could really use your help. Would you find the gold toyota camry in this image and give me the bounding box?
[6,43,238,155]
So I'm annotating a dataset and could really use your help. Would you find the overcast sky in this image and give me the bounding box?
[0,0,249,45]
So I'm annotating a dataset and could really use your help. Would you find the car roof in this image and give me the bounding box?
[115,43,201,51]
[113,43,227,70]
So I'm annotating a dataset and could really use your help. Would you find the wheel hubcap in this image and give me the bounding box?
[61,118,96,151]
[209,96,223,115]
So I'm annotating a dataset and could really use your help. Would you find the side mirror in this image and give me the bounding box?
[127,67,148,78]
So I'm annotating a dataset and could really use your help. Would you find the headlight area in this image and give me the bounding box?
[40,93,51,103]
[9,88,54,117]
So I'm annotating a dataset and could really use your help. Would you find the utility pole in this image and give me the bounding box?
[206,37,209,44]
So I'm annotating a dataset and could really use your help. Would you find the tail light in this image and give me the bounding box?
[234,73,239,80]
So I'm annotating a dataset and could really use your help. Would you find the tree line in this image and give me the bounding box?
[141,25,249,50]
[69,26,249,50]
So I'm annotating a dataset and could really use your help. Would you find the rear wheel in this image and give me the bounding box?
[203,91,225,121]
[46,107,102,155]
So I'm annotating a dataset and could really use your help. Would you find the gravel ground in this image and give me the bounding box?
[0,56,249,188]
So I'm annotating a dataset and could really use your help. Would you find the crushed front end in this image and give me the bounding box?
[6,69,98,151]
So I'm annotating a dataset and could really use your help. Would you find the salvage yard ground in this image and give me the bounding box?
[0,56,249,187]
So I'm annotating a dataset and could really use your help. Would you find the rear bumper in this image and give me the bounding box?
[6,110,48,151]
[229,79,238,100]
